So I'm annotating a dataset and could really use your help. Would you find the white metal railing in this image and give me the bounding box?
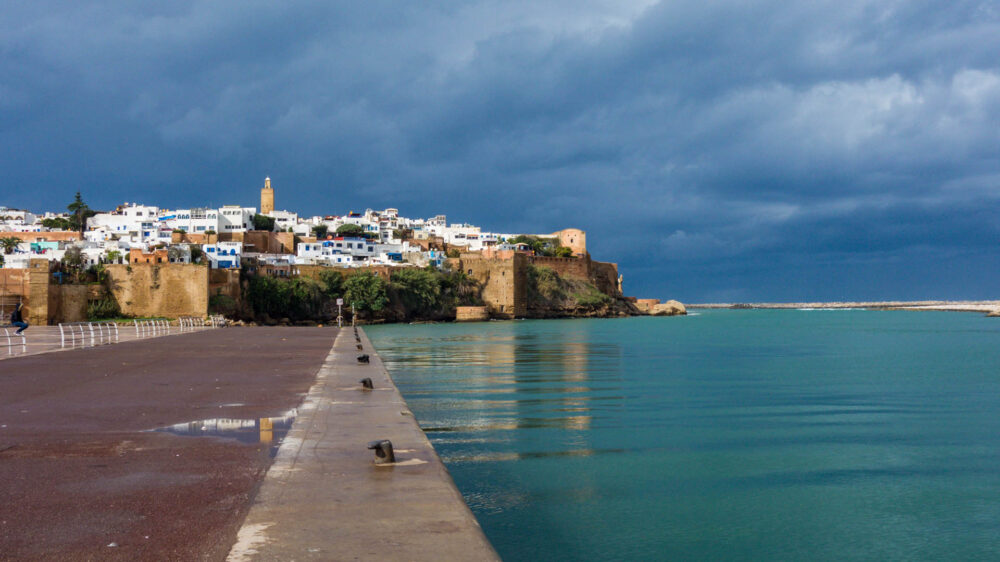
[2,327,27,355]
[208,315,228,328]
[134,319,170,338]
[58,321,119,348]
[178,316,204,330]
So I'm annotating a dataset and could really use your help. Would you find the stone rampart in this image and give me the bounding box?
[635,298,660,313]
[0,268,30,298]
[208,268,241,305]
[455,306,490,322]
[453,253,527,319]
[528,256,589,280]
[297,265,393,282]
[588,259,621,297]
[50,285,88,323]
[526,255,620,297]
[106,263,209,319]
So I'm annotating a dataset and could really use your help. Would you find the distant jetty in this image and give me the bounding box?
[689,301,1000,314]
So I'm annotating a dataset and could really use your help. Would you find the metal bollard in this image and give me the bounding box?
[360,377,374,390]
[357,354,370,364]
[367,440,395,464]
[356,343,363,350]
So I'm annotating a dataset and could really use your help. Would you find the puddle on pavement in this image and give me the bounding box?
[150,409,297,457]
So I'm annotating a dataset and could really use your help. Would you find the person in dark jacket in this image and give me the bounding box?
[11,302,28,334]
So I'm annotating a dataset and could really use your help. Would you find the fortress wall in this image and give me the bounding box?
[456,306,490,322]
[26,259,51,325]
[296,265,393,282]
[455,253,527,319]
[0,268,30,298]
[528,256,589,280]
[106,263,209,319]
[51,285,88,323]
[209,268,242,306]
[589,260,621,297]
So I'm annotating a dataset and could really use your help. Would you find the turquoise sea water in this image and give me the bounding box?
[367,310,1000,561]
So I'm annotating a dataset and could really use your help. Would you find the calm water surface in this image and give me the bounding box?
[367,310,1000,560]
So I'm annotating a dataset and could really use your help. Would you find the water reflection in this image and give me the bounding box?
[442,447,628,464]
[151,409,297,457]
[375,321,626,452]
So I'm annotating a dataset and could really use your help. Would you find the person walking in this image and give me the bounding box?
[11,302,28,335]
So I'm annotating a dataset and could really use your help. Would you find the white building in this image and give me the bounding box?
[218,206,256,232]
[203,241,243,269]
[0,207,37,228]
[168,208,220,234]
[89,203,161,243]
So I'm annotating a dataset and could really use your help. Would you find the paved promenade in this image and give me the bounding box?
[0,327,335,560]
[227,327,500,561]
[0,324,213,360]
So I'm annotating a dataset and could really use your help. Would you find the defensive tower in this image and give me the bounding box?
[260,177,274,215]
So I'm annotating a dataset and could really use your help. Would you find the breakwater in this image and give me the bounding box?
[228,327,499,561]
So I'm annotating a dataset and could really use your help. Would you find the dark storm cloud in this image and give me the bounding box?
[3,0,1000,300]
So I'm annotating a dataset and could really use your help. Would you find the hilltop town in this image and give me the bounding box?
[1,178,684,325]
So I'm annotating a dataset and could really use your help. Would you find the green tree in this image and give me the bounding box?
[42,217,73,230]
[0,236,21,255]
[312,224,329,239]
[507,235,567,256]
[287,277,324,319]
[252,214,276,231]
[62,246,86,282]
[553,246,574,258]
[391,267,442,316]
[336,224,365,237]
[104,249,123,264]
[87,297,121,320]
[318,270,344,300]
[245,275,291,318]
[66,192,95,235]
[440,269,482,306]
[344,271,388,316]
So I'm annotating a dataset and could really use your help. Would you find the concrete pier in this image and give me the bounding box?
[227,327,500,561]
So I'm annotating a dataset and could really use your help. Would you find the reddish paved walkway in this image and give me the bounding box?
[0,327,336,561]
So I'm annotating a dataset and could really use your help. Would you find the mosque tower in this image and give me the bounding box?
[260,176,274,215]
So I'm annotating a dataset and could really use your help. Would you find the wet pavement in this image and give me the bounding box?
[0,327,335,561]
[227,327,499,561]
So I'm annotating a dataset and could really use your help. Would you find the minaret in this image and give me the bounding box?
[260,176,274,215]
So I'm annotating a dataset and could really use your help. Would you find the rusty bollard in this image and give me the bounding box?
[367,440,395,464]
[360,377,374,390]
[357,354,370,364]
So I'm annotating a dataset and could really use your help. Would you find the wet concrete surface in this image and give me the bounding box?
[227,328,500,561]
[0,327,336,561]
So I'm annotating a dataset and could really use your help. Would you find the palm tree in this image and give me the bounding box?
[0,236,21,255]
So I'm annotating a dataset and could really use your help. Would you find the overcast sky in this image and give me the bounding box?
[3,1,999,301]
